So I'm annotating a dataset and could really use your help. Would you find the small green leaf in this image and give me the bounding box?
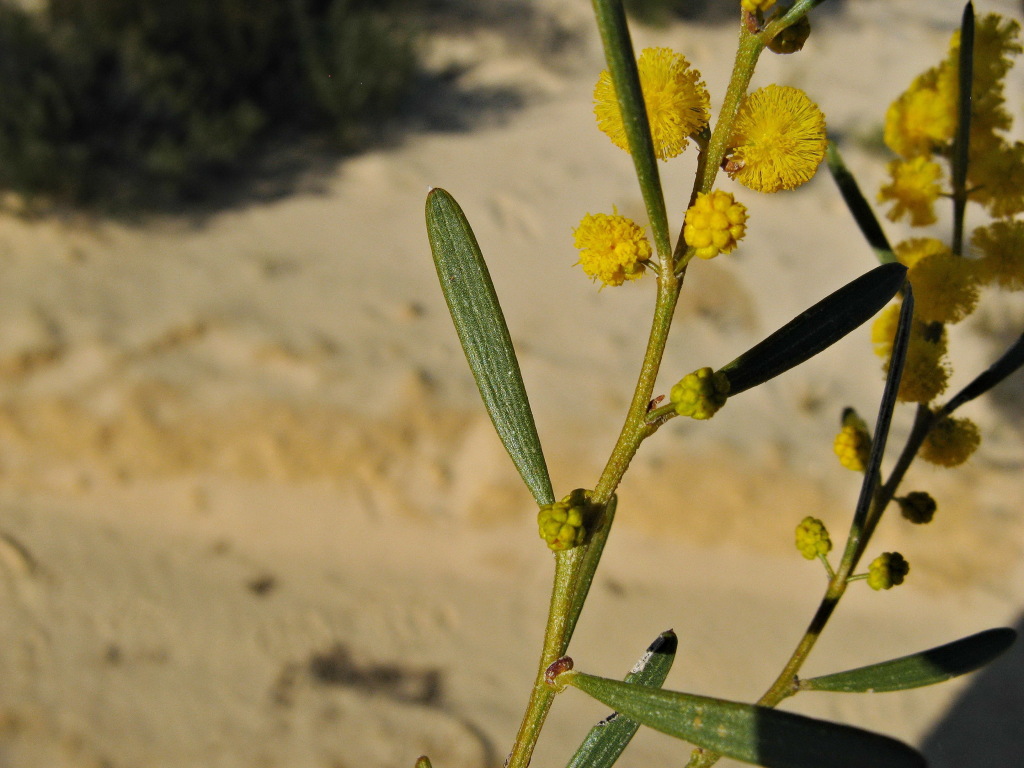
[414,757,433,768]
[426,188,554,505]
[718,262,907,396]
[563,671,924,768]
[800,628,1017,694]
[566,630,677,768]
[825,142,895,264]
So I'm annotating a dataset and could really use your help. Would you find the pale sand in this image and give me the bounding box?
[0,1,1022,767]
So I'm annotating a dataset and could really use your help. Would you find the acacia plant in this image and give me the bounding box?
[424,1,1022,766]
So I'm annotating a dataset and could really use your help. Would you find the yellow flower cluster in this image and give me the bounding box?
[920,415,981,468]
[742,0,776,13]
[834,423,871,472]
[896,239,980,325]
[871,300,951,404]
[972,219,1024,291]
[683,190,748,260]
[670,366,730,420]
[882,13,1024,225]
[727,85,827,193]
[795,516,831,560]
[573,212,651,287]
[594,47,710,161]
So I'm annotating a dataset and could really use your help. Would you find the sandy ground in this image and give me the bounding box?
[1,1,1023,767]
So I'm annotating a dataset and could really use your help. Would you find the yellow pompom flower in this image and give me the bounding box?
[883,64,957,158]
[896,324,950,404]
[894,237,949,269]
[950,14,1022,100]
[968,139,1024,219]
[871,303,902,359]
[594,47,710,161]
[906,252,980,325]
[921,416,981,467]
[878,156,944,226]
[895,239,981,325]
[683,190,748,260]
[834,423,871,472]
[726,85,827,193]
[573,212,651,287]
[867,552,910,591]
[795,516,831,560]
[670,367,730,420]
[972,219,1024,290]
[741,0,777,12]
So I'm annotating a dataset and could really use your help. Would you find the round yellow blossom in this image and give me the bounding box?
[834,423,871,472]
[883,64,957,159]
[573,212,651,287]
[871,303,903,359]
[878,156,944,226]
[874,306,950,404]
[894,237,949,269]
[897,491,937,525]
[896,324,950,404]
[972,219,1024,290]
[537,489,592,551]
[907,252,980,325]
[683,190,748,259]
[921,416,981,467]
[594,47,710,161]
[670,367,730,420]
[867,552,909,591]
[726,85,827,193]
[795,516,831,560]
[968,139,1024,219]
[742,0,777,13]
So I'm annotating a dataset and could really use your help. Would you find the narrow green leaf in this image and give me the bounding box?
[800,628,1016,694]
[566,630,678,768]
[825,142,895,264]
[425,188,554,505]
[591,0,670,257]
[564,672,925,768]
[561,495,617,654]
[718,262,907,396]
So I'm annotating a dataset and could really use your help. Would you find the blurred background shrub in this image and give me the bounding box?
[0,0,416,211]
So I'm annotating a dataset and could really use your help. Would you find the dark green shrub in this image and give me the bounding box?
[0,0,416,210]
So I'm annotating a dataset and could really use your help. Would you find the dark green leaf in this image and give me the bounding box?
[951,1,974,248]
[566,630,677,768]
[800,628,1016,693]
[425,188,554,505]
[718,263,907,396]
[849,282,914,551]
[825,142,895,264]
[564,671,925,768]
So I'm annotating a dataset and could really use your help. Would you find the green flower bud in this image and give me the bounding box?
[670,367,729,420]
[897,491,937,524]
[867,552,910,590]
[795,516,832,560]
[538,489,592,551]
[768,15,811,54]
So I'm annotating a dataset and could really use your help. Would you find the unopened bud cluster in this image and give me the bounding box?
[670,367,730,420]
[867,552,910,591]
[795,516,832,560]
[897,491,937,524]
[538,489,593,551]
